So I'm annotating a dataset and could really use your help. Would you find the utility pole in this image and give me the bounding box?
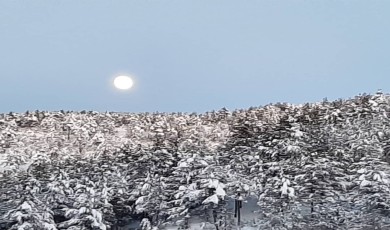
[234,188,243,230]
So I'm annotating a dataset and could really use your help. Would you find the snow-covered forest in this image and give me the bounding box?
[2,92,390,229]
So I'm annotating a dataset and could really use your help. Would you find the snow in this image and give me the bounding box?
[369,100,378,107]
[178,162,188,168]
[135,196,146,205]
[79,207,88,214]
[357,168,366,174]
[199,160,208,166]
[184,190,203,201]
[280,179,293,197]
[208,179,217,188]
[216,185,226,197]
[202,194,219,205]
[142,183,151,193]
[360,179,371,187]
[281,182,288,196]
[42,223,57,230]
[2,92,390,229]
[20,202,32,212]
[373,173,382,182]
[287,187,295,198]
[164,224,258,230]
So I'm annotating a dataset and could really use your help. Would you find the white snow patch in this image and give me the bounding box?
[202,194,219,205]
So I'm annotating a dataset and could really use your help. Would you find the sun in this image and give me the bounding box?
[113,75,134,90]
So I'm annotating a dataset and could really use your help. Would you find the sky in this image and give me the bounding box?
[1,0,390,113]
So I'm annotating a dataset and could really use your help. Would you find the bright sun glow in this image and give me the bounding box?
[113,75,134,90]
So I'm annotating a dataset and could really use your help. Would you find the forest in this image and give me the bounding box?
[1,92,390,229]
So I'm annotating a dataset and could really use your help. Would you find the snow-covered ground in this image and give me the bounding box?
[164,223,258,230]
[161,197,260,230]
[117,197,261,230]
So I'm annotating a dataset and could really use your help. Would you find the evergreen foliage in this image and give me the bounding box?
[1,92,390,229]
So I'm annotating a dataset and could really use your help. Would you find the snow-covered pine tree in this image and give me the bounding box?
[4,197,57,230]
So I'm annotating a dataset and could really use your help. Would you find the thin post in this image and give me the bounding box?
[235,190,243,229]
[234,199,238,218]
[237,192,242,226]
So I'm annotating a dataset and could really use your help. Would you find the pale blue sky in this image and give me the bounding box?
[0,1,389,113]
